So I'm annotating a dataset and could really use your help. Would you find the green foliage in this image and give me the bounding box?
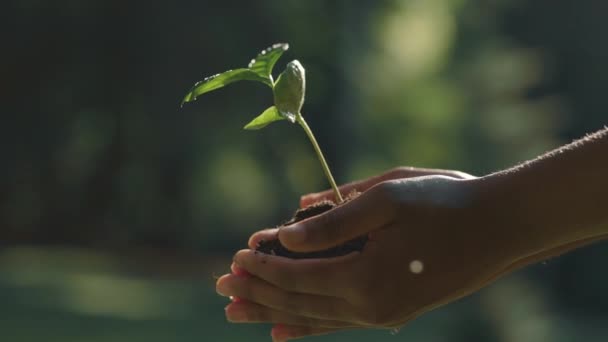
[181,43,342,202]
[180,69,268,105]
[243,106,285,130]
[181,43,306,129]
[273,60,306,122]
[248,43,289,82]
[181,43,289,106]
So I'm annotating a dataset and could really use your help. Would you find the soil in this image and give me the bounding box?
[255,194,368,259]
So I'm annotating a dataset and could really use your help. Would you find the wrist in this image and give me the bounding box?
[475,156,608,262]
[467,175,545,265]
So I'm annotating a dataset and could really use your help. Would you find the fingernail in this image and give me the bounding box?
[271,324,289,342]
[280,224,306,244]
[226,306,248,322]
[216,280,228,297]
[231,262,249,276]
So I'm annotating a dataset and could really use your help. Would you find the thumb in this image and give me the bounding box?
[280,185,395,252]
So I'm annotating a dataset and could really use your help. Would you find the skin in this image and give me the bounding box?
[216,128,608,342]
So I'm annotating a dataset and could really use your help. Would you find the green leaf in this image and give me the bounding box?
[243,106,286,130]
[181,43,289,106]
[248,43,289,82]
[181,68,269,106]
[273,60,305,120]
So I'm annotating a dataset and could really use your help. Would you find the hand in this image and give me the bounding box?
[217,129,608,340]
[216,168,527,341]
[299,166,475,208]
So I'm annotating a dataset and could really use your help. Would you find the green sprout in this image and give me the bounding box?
[182,43,343,203]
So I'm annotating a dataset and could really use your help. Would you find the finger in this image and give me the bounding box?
[300,167,474,207]
[225,301,355,328]
[229,262,249,303]
[216,273,356,321]
[282,184,396,252]
[300,168,404,207]
[272,324,354,342]
[231,262,248,276]
[248,228,279,249]
[233,249,359,297]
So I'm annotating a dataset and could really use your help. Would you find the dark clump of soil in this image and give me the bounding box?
[255,196,368,259]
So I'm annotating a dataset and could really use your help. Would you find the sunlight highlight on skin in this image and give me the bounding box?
[390,175,474,208]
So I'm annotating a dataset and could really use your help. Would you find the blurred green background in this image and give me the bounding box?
[2,0,607,341]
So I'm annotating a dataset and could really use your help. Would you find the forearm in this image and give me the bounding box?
[481,127,608,258]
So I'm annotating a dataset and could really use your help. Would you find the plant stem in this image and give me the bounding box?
[296,114,344,203]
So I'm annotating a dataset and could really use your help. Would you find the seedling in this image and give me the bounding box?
[181,43,343,203]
